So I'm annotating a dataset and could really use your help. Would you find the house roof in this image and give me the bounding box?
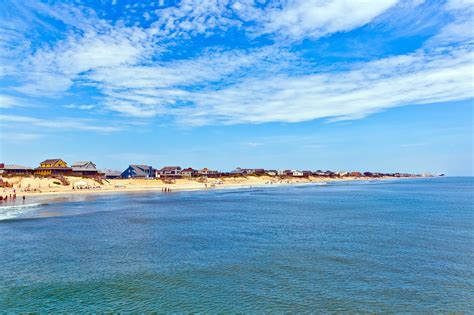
[160,166,181,171]
[103,169,122,176]
[34,167,72,170]
[126,165,152,176]
[72,161,96,167]
[40,159,63,164]
[182,167,196,172]
[71,161,97,171]
[131,164,150,169]
[3,165,33,170]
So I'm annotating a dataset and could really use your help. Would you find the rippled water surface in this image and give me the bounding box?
[0,177,473,312]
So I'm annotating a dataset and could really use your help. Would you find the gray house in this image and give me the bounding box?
[0,164,33,175]
[71,161,99,176]
[157,166,182,178]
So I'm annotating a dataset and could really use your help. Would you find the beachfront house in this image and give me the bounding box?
[103,169,122,179]
[157,166,182,178]
[252,169,266,175]
[324,170,336,177]
[34,159,72,176]
[199,168,220,178]
[234,168,266,176]
[71,161,99,176]
[292,170,304,177]
[302,171,312,177]
[121,165,154,179]
[181,167,198,177]
[313,170,326,176]
[0,164,33,175]
[278,170,292,176]
[266,170,278,176]
[230,168,244,176]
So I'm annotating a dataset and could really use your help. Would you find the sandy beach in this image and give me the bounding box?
[0,175,388,199]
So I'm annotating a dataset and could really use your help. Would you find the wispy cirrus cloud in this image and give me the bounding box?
[249,0,399,41]
[0,0,473,131]
[0,114,122,133]
[0,94,24,108]
[177,45,473,125]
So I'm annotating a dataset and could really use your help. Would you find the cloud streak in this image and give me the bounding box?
[0,114,122,133]
[0,0,473,130]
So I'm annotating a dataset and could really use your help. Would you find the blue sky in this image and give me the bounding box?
[0,0,472,175]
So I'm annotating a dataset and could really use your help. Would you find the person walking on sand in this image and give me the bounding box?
[22,196,26,201]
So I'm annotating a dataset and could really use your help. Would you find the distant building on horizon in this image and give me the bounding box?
[103,169,122,179]
[199,168,219,177]
[266,170,277,176]
[234,168,266,176]
[157,166,182,178]
[181,167,198,177]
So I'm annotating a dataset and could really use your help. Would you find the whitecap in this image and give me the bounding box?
[0,203,45,220]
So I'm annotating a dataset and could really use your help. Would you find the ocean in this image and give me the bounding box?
[0,177,472,312]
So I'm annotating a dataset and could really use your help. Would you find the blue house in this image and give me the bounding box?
[121,164,154,179]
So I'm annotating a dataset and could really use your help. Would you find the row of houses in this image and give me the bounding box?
[0,159,421,179]
[0,159,99,177]
[120,165,220,179]
[118,166,403,179]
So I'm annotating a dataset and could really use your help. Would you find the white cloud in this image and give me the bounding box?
[1,132,42,142]
[149,0,240,38]
[252,0,399,40]
[63,104,96,110]
[1,0,473,130]
[179,46,473,125]
[0,95,23,108]
[76,42,473,125]
[15,27,153,96]
[0,114,122,133]
[425,0,474,47]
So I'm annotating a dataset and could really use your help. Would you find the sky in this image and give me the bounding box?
[0,0,473,175]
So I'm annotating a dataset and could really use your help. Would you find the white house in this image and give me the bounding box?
[292,170,304,177]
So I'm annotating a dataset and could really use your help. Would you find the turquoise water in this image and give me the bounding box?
[0,177,472,312]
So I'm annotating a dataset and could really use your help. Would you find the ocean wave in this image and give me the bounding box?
[0,203,45,221]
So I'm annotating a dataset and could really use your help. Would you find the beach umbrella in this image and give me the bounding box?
[73,181,88,187]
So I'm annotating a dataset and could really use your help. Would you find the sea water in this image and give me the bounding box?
[0,177,472,312]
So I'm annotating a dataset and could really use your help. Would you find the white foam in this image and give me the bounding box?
[0,203,44,220]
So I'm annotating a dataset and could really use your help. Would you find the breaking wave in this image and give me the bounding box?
[0,203,45,221]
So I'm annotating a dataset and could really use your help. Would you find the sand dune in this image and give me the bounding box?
[0,175,360,198]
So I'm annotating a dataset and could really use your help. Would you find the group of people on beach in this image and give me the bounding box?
[0,194,25,201]
[162,187,172,193]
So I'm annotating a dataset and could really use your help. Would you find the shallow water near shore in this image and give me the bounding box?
[0,177,472,312]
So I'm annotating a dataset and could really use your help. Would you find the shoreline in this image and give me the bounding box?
[0,175,427,205]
